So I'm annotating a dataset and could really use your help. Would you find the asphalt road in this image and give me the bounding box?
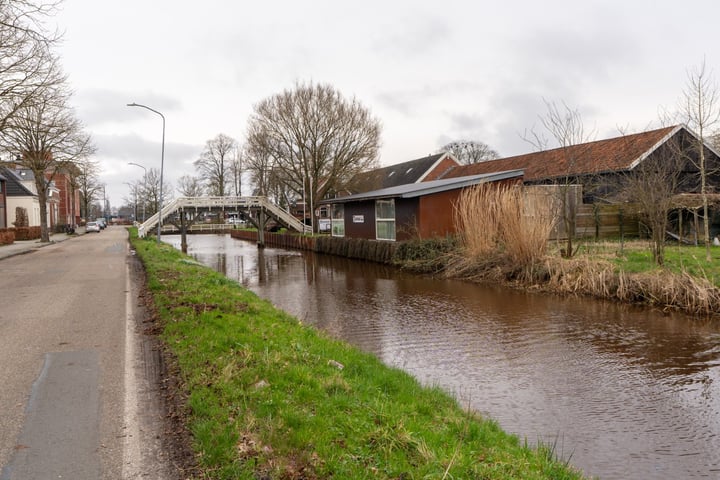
[0,227,174,479]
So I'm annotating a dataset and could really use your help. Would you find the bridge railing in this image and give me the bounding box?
[137,196,310,237]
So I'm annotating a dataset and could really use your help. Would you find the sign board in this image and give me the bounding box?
[352,215,365,223]
[318,218,331,232]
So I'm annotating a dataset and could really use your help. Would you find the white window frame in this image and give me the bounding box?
[375,199,396,241]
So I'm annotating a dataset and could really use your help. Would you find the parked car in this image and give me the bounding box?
[86,221,100,233]
[96,218,107,229]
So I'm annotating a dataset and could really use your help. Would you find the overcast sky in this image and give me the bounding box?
[53,0,719,208]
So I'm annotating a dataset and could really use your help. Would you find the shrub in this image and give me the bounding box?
[13,226,41,240]
[393,237,457,273]
[0,228,15,245]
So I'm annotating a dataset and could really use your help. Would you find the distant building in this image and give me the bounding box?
[0,167,41,227]
[338,152,461,196]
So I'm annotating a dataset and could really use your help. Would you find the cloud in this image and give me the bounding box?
[371,14,453,59]
[73,88,184,130]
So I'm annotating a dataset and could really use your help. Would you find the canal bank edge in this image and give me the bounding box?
[229,230,720,317]
[130,229,586,479]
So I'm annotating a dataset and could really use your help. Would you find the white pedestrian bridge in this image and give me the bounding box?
[137,196,309,238]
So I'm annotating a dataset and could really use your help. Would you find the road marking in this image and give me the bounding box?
[122,259,142,479]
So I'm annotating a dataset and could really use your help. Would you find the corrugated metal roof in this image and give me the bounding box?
[323,169,523,204]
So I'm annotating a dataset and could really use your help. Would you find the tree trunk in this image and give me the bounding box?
[36,180,50,242]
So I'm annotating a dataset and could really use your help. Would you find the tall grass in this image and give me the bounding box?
[453,184,556,273]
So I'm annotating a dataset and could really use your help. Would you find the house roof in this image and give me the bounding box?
[322,169,524,204]
[0,167,36,197]
[343,153,458,193]
[440,125,682,182]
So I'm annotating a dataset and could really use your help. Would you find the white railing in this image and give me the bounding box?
[137,196,309,237]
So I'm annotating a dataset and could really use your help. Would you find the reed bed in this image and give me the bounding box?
[451,183,556,281]
[517,256,720,316]
[447,184,720,317]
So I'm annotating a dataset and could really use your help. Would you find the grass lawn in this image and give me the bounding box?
[130,231,585,479]
[574,240,720,287]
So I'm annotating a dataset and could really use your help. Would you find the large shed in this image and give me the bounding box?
[322,170,523,241]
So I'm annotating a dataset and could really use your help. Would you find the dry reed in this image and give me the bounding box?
[540,257,720,316]
[450,185,720,316]
[453,183,556,272]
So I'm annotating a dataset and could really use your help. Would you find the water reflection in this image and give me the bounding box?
[164,234,720,479]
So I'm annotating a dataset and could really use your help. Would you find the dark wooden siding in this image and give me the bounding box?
[344,201,376,239]
[395,198,419,241]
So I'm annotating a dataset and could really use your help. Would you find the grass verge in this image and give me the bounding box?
[576,240,720,287]
[129,230,585,479]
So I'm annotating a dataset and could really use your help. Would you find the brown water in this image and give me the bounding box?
[165,234,720,479]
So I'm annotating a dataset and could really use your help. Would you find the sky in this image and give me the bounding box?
[51,0,720,209]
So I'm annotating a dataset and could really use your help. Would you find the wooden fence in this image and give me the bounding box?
[524,185,640,240]
[575,204,641,239]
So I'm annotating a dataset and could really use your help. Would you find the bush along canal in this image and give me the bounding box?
[130,231,585,479]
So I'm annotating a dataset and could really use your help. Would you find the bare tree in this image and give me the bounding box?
[524,99,595,257]
[438,140,500,164]
[246,81,381,230]
[0,0,64,133]
[229,146,243,196]
[176,174,204,197]
[194,133,236,196]
[75,157,102,221]
[0,79,94,241]
[681,60,720,261]
[620,135,687,265]
[244,143,273,196]
[142,167,172,217]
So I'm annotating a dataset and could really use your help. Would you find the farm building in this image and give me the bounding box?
[439,125,720,240]
[322,170,523,241]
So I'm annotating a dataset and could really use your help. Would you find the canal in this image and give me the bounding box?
[164,234,720,479]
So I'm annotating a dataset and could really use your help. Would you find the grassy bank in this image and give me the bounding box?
[129,231,584,479]
[395,237,720,317]
[436,185,720,317]
[577,240,720,287]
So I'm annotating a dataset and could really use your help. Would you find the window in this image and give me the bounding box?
[375,199,396,241]
[331,204,344,237]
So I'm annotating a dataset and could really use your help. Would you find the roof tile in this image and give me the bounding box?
[442,126,678,181]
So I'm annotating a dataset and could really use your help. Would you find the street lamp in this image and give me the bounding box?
[127,103,165,243]
[127,162,147,222]
[101,184,106,220]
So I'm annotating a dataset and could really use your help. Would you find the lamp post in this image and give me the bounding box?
[127,103,165,243]
[127,162,147,222]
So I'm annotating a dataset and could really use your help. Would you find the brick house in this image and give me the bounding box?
[47,168,81,226]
